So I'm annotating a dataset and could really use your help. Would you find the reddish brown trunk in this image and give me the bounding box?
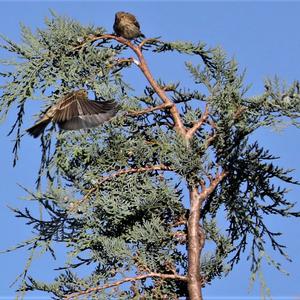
[187,187,204,300]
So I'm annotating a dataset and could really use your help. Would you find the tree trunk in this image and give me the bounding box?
[187,186,205,300]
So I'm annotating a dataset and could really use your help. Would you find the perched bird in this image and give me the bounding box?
[27,89,118,138]
[113,11,145,40]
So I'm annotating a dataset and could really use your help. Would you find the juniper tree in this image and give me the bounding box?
[1,13,300,300]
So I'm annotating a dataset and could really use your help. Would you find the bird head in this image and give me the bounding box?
[115,11,128,20]
[76,89,88,99]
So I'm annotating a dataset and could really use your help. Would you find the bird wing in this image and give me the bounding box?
[126,13,141,30]
[58,100,119,130]
[51,91,86,123]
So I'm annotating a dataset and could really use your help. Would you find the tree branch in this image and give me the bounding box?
[74,34,187,137]
[63,272,187,299]
[198,170,228,201]
[127,103,173,117]
[73,34,132,51]
[69,164,172,212]
[138,38,160,50]
[98,164,173,185]
[134,47,187,136]
[186,105,209,140]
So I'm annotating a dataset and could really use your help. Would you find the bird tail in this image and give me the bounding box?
[26,120,50,138]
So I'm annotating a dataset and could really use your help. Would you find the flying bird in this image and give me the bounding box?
[113,11,145,40]
[27,89,118,138]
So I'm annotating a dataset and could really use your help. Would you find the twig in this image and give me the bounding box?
[73,34,131,51]
[63,272,187,299]
[98,164,172,185]
[127,103,173,117]
[207,119,217,129]
[170,219,187,227]
[69,164,172,212]
[114,57,135,65]
[186,105,210,140]
[204,131,217,149]
[172,231,187,244]
[198,170,228,200]
[138,38,160,50]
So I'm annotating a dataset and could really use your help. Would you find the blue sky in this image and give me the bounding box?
[0,1,300,299]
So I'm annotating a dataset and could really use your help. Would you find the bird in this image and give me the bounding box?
[113,11,145,40]
[27,89,118,138]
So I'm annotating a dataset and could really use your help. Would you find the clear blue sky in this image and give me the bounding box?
[0,1,300,299]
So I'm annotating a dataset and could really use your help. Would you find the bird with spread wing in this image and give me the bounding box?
[113,11,145,40]
[27,89,118,138]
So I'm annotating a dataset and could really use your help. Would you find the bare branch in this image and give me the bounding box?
[134,48,187,136]
[63,272,187,299]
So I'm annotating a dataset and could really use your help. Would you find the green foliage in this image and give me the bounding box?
[0,11,125,166]
[1,12,300,299]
